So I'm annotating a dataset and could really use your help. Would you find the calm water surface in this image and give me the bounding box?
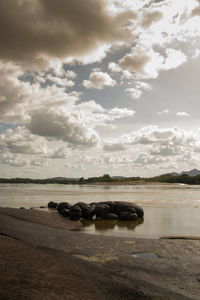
[0,183,200,238]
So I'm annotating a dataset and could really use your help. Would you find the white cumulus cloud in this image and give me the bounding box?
[83,70,117,90]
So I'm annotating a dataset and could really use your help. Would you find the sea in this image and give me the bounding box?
[0,183,200,239]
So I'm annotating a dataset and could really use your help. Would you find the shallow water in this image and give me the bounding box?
[0,183,200,238]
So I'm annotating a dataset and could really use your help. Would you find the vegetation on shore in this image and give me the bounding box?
[1,173,200,185]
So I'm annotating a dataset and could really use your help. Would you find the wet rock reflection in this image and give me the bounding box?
[81,217,144,233]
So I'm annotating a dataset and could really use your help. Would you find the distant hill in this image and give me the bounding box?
[47,177,79,181]
[180,169,200,176]
[161,169,200,177]
[111,176,126,179]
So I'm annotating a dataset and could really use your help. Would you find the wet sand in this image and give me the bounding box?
[0,207,200,299]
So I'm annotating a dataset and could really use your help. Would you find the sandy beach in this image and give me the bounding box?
[0,207,200,299]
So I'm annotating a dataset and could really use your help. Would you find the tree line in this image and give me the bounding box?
[1,173,200,185]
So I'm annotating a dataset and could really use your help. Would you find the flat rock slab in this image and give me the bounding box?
[0,207,200,300]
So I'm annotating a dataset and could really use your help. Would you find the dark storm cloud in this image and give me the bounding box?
[0,0,136,64]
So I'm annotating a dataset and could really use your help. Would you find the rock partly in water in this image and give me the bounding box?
[48,201,57,209]
[119,211,138,221]
[76,202,95,219]
[115,202,144,218]
[54,200,144,221]
[57,202,71,212]
[69,205,82,221]
[60,208,70,217]
[100,201,115,212]
[104,213,118,220]
[95,203,111,219]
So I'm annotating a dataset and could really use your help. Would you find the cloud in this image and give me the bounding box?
[125,81,151,99]
[103,143,126,152]
[119,126,197,146]
[176,112,190,117]
[162,49,187,71]
[0,61,31,123]
[108,62,122,72]
[1,0,200,177]
[0,0,136,66]
[0,126,69,158]
[150,146,183,157]
[112,46,187,81]
[117,45,165,79]
[64,100,135,127]
[191,0,200,16]
[75,125,200,175]
[193,49,200,59]
[45,74,74,88]
[82,70,117,89]
[140,10,163,28]
[0,61,135,150]
[118,46,154,76]
[28,110,100,148]
[0,154,28,167]
[0,61,79,123]
[126,88,142,99]
[27,103,135,147]
[157,109,169,115]
[135,81,152,90]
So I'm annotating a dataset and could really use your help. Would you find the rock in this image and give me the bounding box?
[104,213,118,220]
[100,201,115,212]
[119,211,138,221]
[89,202,97,206]
[69,205,82,220]
[39,206,46,209]
[132,204,144,218]
[60,208,70,217]
[95,203,111,218]
[76,202,95,219]
[48,201,57,209]
[19,207,25,209]
[57,202,71,212]
[54,201,144,221]
[114,202,144,218]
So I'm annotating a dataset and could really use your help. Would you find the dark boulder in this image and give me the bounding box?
[76,202,95,219]
[104,213,118,220]
[60,208,70,217]
[95,203,111,218]
[48,201,57,208]
[114,202,144,218]
[119,211,138,221]
[100,201,115,212]
[133,206,144,218]
[89,202,97,206]
[57,202,71,212]
[69,205,82,220]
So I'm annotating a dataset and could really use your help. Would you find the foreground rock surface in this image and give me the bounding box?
[49,201,144,221]
[0,207,200,300]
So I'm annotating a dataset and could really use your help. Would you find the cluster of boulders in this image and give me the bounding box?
[48,201,144,221]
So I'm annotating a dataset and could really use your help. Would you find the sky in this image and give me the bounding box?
[1,0,200,179]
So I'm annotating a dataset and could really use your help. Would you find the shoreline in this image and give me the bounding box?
[0,181,185,186]
[0,207,200,299]
[86,181,184,186]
